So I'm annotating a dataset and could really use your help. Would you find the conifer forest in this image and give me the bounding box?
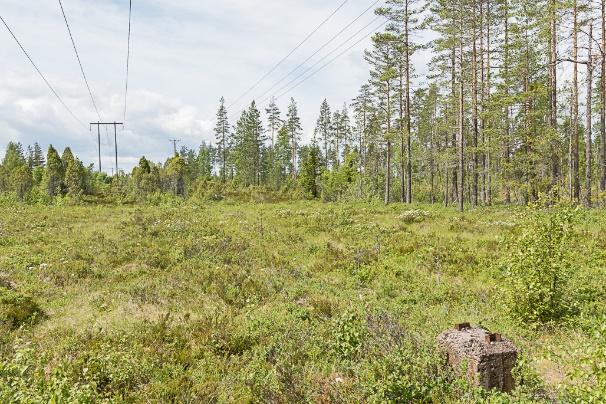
[1,0,606,402]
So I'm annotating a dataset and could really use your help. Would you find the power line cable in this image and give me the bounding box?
[227,0,350,110]
[58,0,102,122]
[275,20,387,100]
[251,15,383,112]
[252,0,381,106]
[123,0,132,125]
[0,14,87,129]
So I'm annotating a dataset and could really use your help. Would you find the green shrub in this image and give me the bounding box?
[503,205,577,326]
[332,312,365,361]
[399,209,431,224]
[562,318,606,402]
[0,288,43,329]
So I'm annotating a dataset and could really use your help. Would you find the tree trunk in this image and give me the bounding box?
[585,22,594,207]
[471,6,479,208]
[571,0,580,203]
[485,0,492,205]
[601,0,606,202]
[503,0,511,204]
[451,45,459,204]
[405,2,413,204]
[399,64,406,203]
[458,2,465,213]
[385,81,392,205]
[549,0,559,192]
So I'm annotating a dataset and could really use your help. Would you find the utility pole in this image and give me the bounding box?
[90,122,124,175]
[169,139,181,156]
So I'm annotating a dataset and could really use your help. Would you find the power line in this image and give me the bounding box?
[252,0,382,107]
[247,15,383,114]
[227,0,350,110]
[275,20,387,101]
[58,0,102,122]
[0,14,87,129]
[123,0,132,125]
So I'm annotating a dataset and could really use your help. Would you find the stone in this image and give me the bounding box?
[437,323,518,393]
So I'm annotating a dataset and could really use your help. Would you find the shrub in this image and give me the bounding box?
[0,288,43,329]
[399,209,431,224]
[503,205,577,326]
[562,318,606,402]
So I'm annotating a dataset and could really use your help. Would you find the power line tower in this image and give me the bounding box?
[169,139,182,156]
[90,122,124,175]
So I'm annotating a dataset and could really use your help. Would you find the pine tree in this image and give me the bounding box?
[266,97,282,148]
[286,98,302,178]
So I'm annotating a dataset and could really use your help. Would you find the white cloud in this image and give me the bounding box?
[1,0,390,171]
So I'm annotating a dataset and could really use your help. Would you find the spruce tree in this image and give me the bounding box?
[44,145,63,197]
[214,97,230,183]
[315,99,332,168]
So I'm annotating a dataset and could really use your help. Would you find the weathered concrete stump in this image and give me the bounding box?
[437,323,518,393]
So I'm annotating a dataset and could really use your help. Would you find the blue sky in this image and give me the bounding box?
[0,0,388,171]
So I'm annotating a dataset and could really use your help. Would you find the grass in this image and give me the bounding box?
[0,200,604,402]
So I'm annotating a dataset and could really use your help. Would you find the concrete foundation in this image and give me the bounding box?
[437,323,518,393]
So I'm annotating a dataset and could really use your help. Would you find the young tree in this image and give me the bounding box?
[44,145,63,197]
[299,144,321,198]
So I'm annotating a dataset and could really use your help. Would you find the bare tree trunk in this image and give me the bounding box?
[459,2,465,213]
[585,21,594,207]
[451,45,459,204]
[472,3,479,208]
[503,0,511,204]
[405,2,413,204]
[485,0,492,205]
[572,0,580,203]
[550,0,559,192]
[601,0,606,202]
[385,81,392,205]
[444,104,450,207]
[430,95,437,203]
[399,65,406,203]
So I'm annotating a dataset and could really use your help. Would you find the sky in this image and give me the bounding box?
[0,0,390,172]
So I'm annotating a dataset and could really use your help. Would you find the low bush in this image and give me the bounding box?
[0,288,43,329]
[503,205,577,326]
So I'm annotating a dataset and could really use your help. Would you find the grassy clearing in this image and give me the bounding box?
[0,201,604,402]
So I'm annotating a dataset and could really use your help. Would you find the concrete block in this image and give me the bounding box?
[437,323,518,393]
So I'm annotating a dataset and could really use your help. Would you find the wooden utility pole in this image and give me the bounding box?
[169,139,182,156]
[90,122,123,175]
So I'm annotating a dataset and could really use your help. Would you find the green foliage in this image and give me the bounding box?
[563,318,606,402]
[503,205,577,326]
[365,344,447,403]
[0,202,603,401]
[0,288,43,329]
[332,312,365,361]
[320,151,359,201]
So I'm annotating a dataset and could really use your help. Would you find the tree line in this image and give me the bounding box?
[2,0,605,209]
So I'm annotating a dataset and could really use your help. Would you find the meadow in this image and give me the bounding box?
[0,200,605,402]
